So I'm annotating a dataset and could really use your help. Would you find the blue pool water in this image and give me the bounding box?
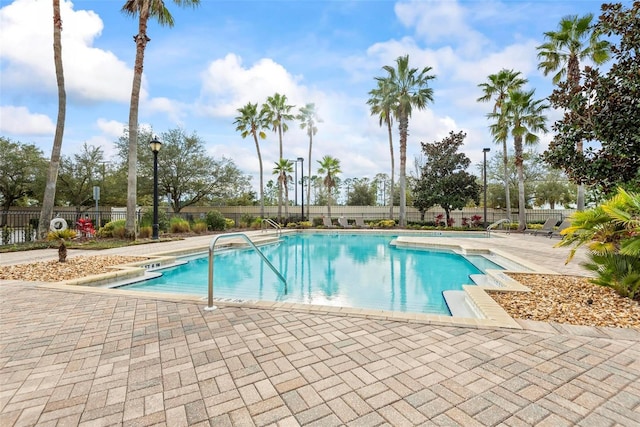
[122,233,499,315]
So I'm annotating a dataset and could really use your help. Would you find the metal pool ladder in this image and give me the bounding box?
[205,232,286,311]
[261,218,282,236]
[486,218,511,236]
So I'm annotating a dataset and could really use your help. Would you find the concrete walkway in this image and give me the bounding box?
[1,232,639,426]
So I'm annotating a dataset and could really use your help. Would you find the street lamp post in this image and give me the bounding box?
[150,136,162,240]
[483,147,490,229]
[297,157,304,220]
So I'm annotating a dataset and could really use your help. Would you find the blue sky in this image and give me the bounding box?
[0,0,606,192]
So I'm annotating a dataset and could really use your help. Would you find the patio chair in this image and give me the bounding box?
[338,217,353,228]
[322,216,336,228]
[525,217,557,237]
[355,217,371,228]
[550,219,572,238]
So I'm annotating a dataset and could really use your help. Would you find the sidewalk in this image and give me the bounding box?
[1,232,639,426]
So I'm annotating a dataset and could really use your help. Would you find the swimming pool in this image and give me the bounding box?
[120,233,505,315]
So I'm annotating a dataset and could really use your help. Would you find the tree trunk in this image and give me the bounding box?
[277,125,283,222]
[398,114,408,227]
[502,139,511,222]
[253,133,265,218]
[125,0,151,239]
[38,0,66,239]
[515,137,526,232]
[307,133,312,220]
[387,119,395,220]
[576,140,585,210]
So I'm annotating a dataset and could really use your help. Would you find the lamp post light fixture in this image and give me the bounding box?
[482,147,490,229]
[150,136,162,240]
[297,157,304,220]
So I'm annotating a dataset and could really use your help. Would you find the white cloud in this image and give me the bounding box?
[0,106,55,134]
[0,0,135,103]
[96,119,126,138]
[199,54,305,117]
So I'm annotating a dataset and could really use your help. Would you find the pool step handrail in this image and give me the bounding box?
[261,218,282,236]
[486,218,511,236]
[206,232,286,311]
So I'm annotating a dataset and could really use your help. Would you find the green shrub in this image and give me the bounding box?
[1,226,11,245]
[97,219,126,238]
[46,229,77,241]
[139,226,152,239]
[192,221,208,234]
[375,219,396,228]
[225,218,236,229]
[298,221,312,228]
[140,209,169,232]
[250,218,263,229]
[312,217,324,227]
[205,210,226,231]
[240,213,254,227]
[169,217,191,233]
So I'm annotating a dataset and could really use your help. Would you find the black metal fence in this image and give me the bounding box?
[1,207,575,245]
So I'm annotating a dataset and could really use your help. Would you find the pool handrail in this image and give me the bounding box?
[206,232,286,311]
[486,218,511,236]
[261,218,281,236]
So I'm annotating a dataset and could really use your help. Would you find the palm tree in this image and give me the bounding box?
[378,55,435,227]
[477,69,528,223]
[367,78,396,220]
[296,103,321,219]
[37,0,66,239]
[121,0,200,238]
[489,90,548,231]
[273,159,294,223]
[234,102,268,218]
[317,155,341,219]
[537,13,610,211]
[262,93,295,221]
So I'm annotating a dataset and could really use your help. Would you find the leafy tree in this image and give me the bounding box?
[116,127,248,212]
[262,93,295,220]
[56,143,105,207]
[272,159,294,222]
[543,2,640,196]
[38,0,67,239]
[317,155,341,218]
[537,13,611,210]
[234,102,268,218]
[0,138,46,224]
[372,173,389,206]
[347,178,377,206]
[477,69,528,221]
[413,131,480,224]
[368,79,397,218]
[296,103,321,219]
[376,55,435,227]
[488,90,548,231]
[534,169,576,209]
[483,150,554,209]
[121,0,201,237]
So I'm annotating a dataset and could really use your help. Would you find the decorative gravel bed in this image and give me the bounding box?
[489,273,640,329]
[2,256,639,329]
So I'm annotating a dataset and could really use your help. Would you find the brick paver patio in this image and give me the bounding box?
[1,233,639,425]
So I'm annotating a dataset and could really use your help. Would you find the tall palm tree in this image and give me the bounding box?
[489,90,548,231]
[537,13,610,211]
[367,78,396,220]
[262,93,295,221]
[121,0,200,238]
[38,0,66,239]
[234,102,268,218]
[379,55,435,227]
[296,103,321,219]
[477,69,528,223]
[317,155,341,219]
[273,159,294,223]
